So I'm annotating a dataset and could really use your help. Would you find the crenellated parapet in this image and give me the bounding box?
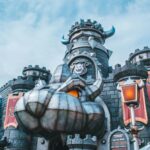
[23,65,51,83]
[11,76,34,93]
[114,61,148,82]
[129,46,150,69]
[67,134,97,150]
[62,19,115,45]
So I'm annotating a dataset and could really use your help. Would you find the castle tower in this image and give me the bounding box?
[128,46,150,146]
[3,76,34,150]
[62,19,115,78]
[129,46,150,100]
[23,65,51,83]
[61,19,115,150]
[1,65,51,150]
[114,60,150,147]
[129,46,150,70]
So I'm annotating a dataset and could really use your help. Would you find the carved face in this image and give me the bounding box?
[73,62,87,75]
[70,58,90,76]
[69,57,96,83]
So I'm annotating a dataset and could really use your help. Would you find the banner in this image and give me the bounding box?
[4,92,23,129]
[120,82,148,126]
[146,71,150,101]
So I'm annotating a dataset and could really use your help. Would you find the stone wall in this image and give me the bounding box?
[100,72,121,130]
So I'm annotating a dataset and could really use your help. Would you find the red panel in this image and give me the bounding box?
[4,93,23,129]
[122,87,148,126]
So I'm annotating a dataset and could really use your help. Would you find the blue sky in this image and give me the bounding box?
[0,0,150,85]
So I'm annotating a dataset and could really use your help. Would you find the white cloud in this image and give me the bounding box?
[0,13,66,85]
[0,0,150,86]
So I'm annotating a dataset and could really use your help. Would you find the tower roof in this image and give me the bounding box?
[129,46,150,68]
[61,19,115,45]
[11,76,35,92]
[113,61,147,82]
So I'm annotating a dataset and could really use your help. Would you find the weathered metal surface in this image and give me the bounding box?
[24,89,50,117]
[15,91,104,135]
[15,97,39,131]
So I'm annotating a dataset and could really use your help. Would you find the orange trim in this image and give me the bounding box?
[67,90,79,98]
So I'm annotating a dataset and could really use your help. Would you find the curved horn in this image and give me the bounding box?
[103,26,115,39]
[61,35,69,45]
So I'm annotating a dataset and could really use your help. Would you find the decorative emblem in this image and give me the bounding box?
[70,58,90,75]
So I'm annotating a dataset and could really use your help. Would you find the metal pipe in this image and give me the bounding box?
[133,134,139,150]
[130,105,136,126]
[130,105,139,150]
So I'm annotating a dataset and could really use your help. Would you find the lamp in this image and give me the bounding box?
[121,83,138,105]
[119,78,142,150]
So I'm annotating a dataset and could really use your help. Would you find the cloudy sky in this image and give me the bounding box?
[0,0,150,85]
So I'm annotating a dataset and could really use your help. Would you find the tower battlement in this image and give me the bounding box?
[61,19,115,45]
[23,65,51,83]
[129,46,150,68]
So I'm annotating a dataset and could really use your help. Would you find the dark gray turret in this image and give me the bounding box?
[62,19,115,77]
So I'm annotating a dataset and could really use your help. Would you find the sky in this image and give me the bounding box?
[0,0,150,86]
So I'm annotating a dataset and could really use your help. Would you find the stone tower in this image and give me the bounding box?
[0,65,51,150]
[62,19,115,78]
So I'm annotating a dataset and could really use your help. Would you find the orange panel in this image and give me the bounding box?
[122,85,137,102]
[67,90,79,98]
